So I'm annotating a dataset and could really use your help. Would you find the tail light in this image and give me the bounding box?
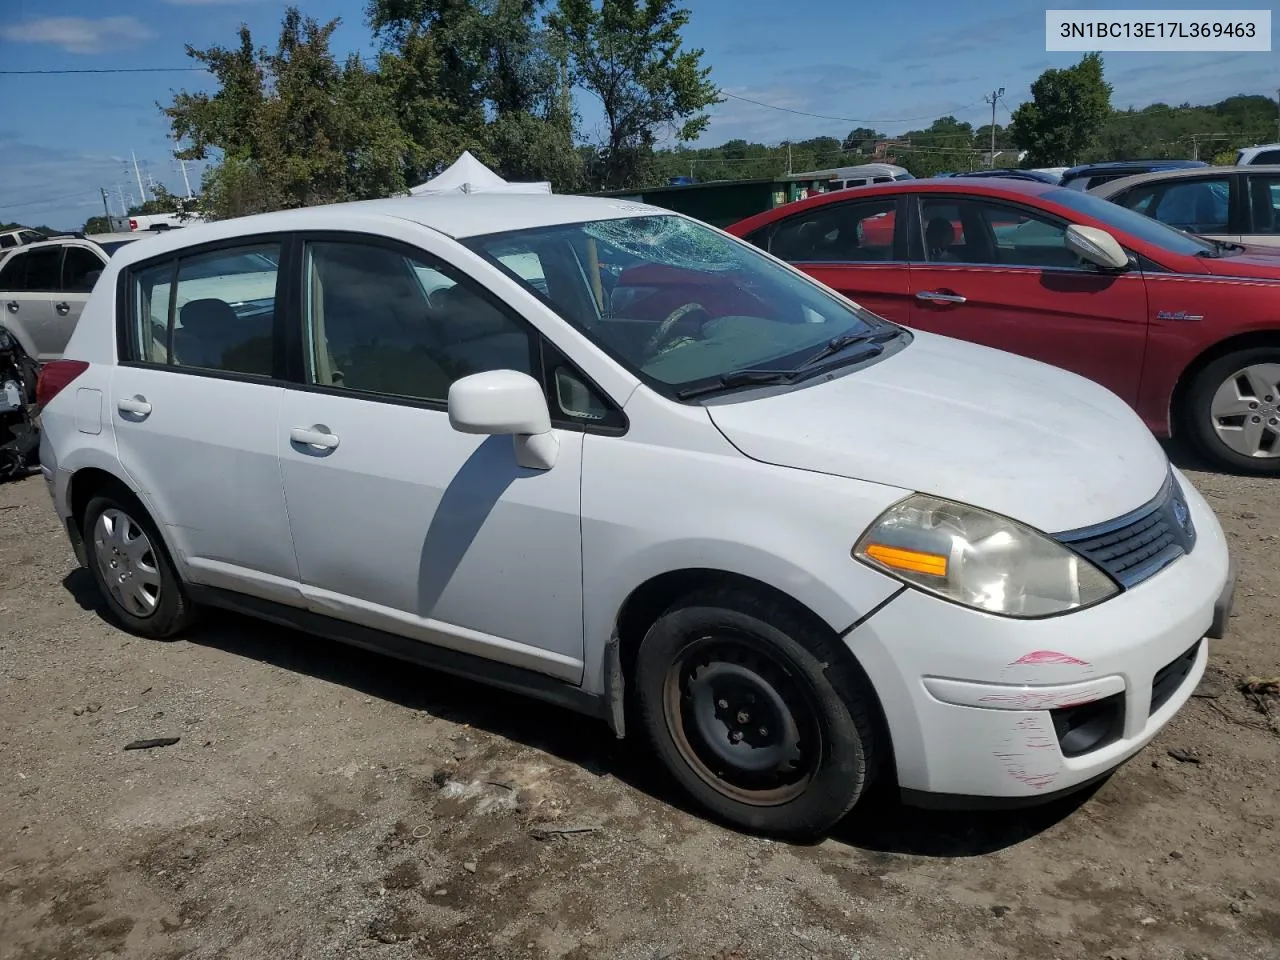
[129,218,138,231]
[35,360,89,407]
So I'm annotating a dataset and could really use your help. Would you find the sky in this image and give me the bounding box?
[2,0,1278,229]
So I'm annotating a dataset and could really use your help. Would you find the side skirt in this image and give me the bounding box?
[186,584,612,724]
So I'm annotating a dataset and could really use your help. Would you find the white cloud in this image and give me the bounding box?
[0,16,155,55]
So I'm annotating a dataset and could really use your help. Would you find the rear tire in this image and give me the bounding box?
[83,488,197,639]
[634,587,879,838]
[1184,347,1280,475]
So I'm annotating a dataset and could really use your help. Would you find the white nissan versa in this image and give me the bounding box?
[36,195,1236,837]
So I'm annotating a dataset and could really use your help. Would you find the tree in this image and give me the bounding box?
[842,127,881,153]
[1009,52,1113,166]
[164,7,414,219]
[367,0,581,190]
[547,0,720,189]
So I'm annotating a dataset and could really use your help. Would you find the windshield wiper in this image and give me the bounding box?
[676,369,801,400]
[795,327,901,371]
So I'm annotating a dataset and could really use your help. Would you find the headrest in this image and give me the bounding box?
[925,217,955,248]
[179,298,239,338]
[432,284,510,341]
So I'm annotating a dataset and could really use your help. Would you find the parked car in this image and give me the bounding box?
[1059,160,1208,192]
[1090,165,1280,249]
[0,226,52,253]
[0,233,145,365]
[1235,143,1280,166]
[36,195,1233,837]
[728,177,1280,474]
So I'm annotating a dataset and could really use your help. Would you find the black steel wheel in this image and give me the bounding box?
[635,586,880,838]
[663,634,823,806]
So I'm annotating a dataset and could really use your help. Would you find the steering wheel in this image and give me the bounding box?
[644,302,709,356]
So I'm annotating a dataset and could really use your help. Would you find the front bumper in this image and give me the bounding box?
[846,472,1231,803]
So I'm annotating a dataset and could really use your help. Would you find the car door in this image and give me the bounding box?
[1241,170,1280,248]
[51,244,108,356]
[1108,173,1237,245]
[744,195,913,323]
[906,194,1150,406]
[276,233,586,683]
[0,247,60,361]
[111,237,301,606]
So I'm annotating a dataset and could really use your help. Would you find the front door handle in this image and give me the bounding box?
[915,290,967,304]
[5,301,16,313]
[117,396,152,417]
[290,426,340,451]
[55,301,71,316]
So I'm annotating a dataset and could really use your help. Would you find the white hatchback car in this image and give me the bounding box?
[36,195,1235,837]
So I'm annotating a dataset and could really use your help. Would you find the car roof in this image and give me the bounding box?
[100,194,669,270]
[1089,164,1280,197]
[725,177,1058,235]
[1062,159,1207,177]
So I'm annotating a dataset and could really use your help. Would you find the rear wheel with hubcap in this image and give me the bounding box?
[1186,348,1280,474]
[635,588,879,838]
[83,488,197,639]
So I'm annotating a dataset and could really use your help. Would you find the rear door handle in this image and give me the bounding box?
[117,396,152,417]
[290,426,340,451]
[55,302,71,316]
[915,290,967,304]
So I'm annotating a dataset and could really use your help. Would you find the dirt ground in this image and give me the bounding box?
[2,448,1278,960]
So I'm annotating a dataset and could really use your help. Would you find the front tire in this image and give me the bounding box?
[1185,347,1280,474]
[634,587,879,838]
[83,489,197,639]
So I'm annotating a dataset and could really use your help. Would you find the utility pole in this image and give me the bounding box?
[178,158,193,199]
[116,183,128,215]
[983,88,1004,167]
[1275,87,1279,141]
[100,187,112,220]
[131,151,147,204]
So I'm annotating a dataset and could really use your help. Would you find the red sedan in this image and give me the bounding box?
[727,179,1280,474]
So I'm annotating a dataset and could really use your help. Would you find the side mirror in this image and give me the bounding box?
[1065,224,1130,271]
[448,369,558,470]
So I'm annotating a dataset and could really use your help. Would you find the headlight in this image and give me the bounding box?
[854,495,1120,617]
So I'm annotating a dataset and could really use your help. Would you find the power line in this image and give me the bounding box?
[718,92,985,125]
[0,67,205,75]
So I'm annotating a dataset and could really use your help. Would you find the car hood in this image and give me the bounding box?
[705,330,1171,533]
[1198,248,1280,278]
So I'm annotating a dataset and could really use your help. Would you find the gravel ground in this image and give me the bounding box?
[1,453,1278,960]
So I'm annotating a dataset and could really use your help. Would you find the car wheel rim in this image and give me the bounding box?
[663,635,822,807]
[1209,362,1280,458]
[92,508,162,618]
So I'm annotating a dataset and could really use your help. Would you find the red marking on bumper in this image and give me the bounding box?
[1010,650,1090,667]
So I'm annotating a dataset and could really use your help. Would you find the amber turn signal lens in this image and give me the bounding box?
[863,543,948,578]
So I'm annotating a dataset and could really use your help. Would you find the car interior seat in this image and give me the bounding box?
[924,217,958,261]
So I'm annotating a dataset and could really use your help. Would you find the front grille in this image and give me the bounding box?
[1054,472,1197,589]
[1150,640,1201,716]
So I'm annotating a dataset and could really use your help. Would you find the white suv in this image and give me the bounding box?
[36,195,1235,836]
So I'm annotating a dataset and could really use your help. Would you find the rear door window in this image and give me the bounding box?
[766,198,900,262]
[61,246,106,292]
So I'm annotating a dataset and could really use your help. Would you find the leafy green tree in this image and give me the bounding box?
[82,216,112,234]
[1009,52,1113,166]
[164,7,414,219]
[547,0,720,189]
[368,0,580,189]
[842,127,882,153]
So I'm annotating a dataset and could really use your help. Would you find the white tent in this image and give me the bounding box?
[408,150,551,196]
